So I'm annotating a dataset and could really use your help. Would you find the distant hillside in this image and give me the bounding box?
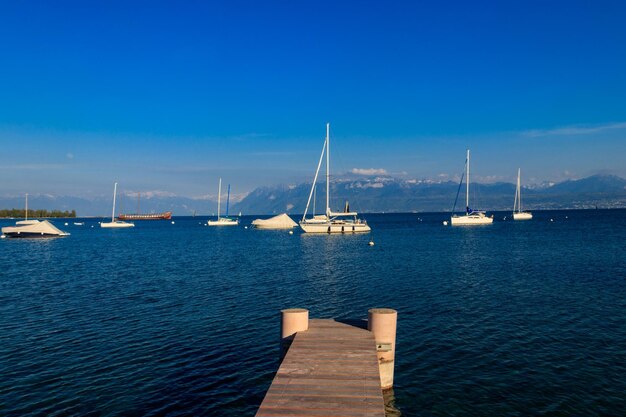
[231,174,626,215]
[0,194,219,218]
[1,175,624,216]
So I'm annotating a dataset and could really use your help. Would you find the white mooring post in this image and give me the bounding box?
[368,308,398,390]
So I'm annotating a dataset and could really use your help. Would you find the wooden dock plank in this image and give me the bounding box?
[256,319,385,417]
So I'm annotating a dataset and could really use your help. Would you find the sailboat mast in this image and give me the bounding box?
[25,193,28,221]
[137,192,140,214]
[112,182,118,222]
[302,137,327,221]
[466,149,470,212]
[326,122,330,217]
[226,184,231,217]
[514,169,519,213]
[518,168,522,212]
[217,178,222,219]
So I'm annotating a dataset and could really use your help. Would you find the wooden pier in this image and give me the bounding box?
[256,318,386,417]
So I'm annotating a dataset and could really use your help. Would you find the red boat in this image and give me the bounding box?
[118,211,172,220]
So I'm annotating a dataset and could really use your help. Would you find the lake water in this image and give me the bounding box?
[1,210,625,416]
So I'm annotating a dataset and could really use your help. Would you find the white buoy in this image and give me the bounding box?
[171,221,175,224]
[245,226,248,229]
[550,218,554,222]
[91,225,94,228]
[65,222,69,226]
[289,230,293,235]
[565,216,568,219]
[368,240,375,246]
[443,220,448,226]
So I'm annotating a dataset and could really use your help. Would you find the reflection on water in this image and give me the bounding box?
[384,388,402,417]
[0,211,625,416]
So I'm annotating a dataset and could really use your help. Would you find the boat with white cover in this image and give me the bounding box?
[208,179,238,226]
[513,168,533,220]
[252,213,297,229]
[299,123,370,234]
[101,183,135,228]
[1,194,69,238]
[450,150,494,226]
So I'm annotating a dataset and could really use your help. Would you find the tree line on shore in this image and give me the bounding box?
[0,209,76,218]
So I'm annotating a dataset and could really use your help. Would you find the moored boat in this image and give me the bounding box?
[118,192,172,220]
[2,220,70,238]
[450,149,493,226]
[118,211,172,220]
[1,194,69,238]
[207,179,238,226]
[101,183,135,228]
[513,168,533,220]
[299,123,370,234]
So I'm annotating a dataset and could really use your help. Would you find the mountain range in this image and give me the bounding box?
[1,175,625,217]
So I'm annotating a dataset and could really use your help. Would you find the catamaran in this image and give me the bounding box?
[101,182,135,228]
[1,193,70,238]
[513,168,533,220]
[450,149,493,226]
[300,123,371,233]
[207,178,238,226]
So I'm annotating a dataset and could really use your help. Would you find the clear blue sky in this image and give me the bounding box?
[1,1,625,197]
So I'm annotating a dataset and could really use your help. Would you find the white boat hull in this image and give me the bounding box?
[450,214,494,225]
[207,218,239,226]
[299,221,371,234]
[513,212,533,220]
[101,221,135,228]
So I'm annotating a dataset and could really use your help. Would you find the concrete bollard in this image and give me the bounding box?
[281,308,309,338]
[280,308,309,359]
[368,308,397,390]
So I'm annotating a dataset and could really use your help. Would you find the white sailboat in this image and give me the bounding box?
[300,123,371,233]
[513,168,533,220]
[450,149,494,226]
[101,182,135,228]
[1,193,70,238]
[207,178,238,226]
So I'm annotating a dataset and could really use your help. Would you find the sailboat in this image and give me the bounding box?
[101,182,135,228]
[1,193,70,238]
[450,149,493,226]
[513,168,533,220]
[300,123,371,233]
[207,178,238,226]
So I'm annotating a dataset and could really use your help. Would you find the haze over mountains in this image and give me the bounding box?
[1,175,625,217]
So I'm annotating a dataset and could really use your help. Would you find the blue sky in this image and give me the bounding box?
[1,1,625,197]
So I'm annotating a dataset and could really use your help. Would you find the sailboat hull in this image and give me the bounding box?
[513,212,533,220]
[450,214,494,225]
[207,218,239,226]
[299,221,371,234]
[101,221,135,228]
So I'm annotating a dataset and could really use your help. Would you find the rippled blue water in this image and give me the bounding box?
[1,210,625,416]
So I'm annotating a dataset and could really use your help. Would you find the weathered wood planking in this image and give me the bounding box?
[256,319,385,417]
